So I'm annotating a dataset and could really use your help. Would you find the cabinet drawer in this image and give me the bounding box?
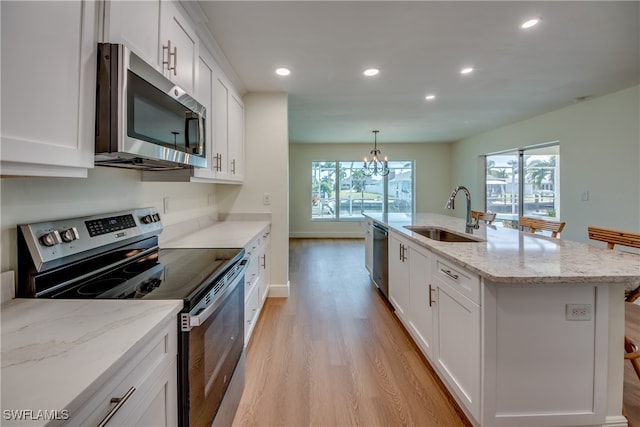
[69,320,177,426]
[433,256,480,304]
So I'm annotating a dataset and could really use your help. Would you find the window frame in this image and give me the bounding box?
[311,160,415,221]
[484,141,560,224]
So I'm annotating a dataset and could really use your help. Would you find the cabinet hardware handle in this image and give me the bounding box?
[261,254,266,269]
[428,284,435,307]
[231,159,236,174]
[441,269,459,280]
[214,153,222,172]
[97,387,136,427]
[399,243,403,261]
[162,40,177,76]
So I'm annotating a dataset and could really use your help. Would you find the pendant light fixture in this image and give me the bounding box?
[363,130,389,176]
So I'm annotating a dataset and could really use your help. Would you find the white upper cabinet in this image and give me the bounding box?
[191,49,217,180]
[213,73,244,183]
[0,1,98,177]
[160,0,198,95]
[103,0,198,95]
[102,0,161,68]
[227,92,245,182]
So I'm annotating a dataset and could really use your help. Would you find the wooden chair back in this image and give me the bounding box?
[471,210,497,224]
[587,226,640,250]
[588,226,640,302]
[519,216,566,238]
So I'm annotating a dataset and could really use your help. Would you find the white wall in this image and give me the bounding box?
[450,85,640,243]
[1,167,217,271]
[215,93,290,295]
[289,142,452,237]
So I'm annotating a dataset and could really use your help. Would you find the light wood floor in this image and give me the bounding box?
[232,238,470,427]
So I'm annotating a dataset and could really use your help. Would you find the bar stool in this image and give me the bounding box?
[587,226,640,302]
[587,226,640,396]
[471,210,496,224]
[519,216,566,238]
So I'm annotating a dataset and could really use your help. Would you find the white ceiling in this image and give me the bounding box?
[193,1,639,144]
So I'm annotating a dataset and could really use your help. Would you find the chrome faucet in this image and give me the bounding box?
[445,185,478,234]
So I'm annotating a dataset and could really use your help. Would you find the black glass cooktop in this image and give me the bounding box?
[48,247,244,302]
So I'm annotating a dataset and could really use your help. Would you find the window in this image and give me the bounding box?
[485,143,560,225]
[311,160,414,221]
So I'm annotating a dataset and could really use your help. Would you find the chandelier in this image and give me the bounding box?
[362,130,389,176]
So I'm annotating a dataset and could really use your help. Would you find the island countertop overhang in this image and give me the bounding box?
[366,212,640,286]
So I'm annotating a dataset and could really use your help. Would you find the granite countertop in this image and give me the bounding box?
[162,220,271,249]
[368,212,640,285]
[1,299,182,426]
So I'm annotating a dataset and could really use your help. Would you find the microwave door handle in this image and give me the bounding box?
[184,114,194,152]
[184,112,204,155]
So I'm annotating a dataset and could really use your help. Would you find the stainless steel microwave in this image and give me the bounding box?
[95,43,207,170]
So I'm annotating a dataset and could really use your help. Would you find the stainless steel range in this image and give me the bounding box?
[17,207,246,427]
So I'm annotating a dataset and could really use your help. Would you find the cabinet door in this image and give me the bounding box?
[365,220,373,274]
[160,0,198,94]
[213,75,231,179]
[258,233,271,303]
[122,359,178,426]
[0,1,97,177]
[102,0,161,68]
[193,49,216,179]
[388,233,410,324]
[408,246,434,359]
[244,284,260,345]
[433,281,481,419]
[227,92,245,182]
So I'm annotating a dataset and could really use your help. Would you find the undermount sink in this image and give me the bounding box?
[404,226,481,243]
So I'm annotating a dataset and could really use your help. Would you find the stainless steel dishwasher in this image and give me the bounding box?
[372,223,389,298]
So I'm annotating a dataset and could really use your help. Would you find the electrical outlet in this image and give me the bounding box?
[566,304,591,321]
[581,191,589,201]
[163,197,170,214]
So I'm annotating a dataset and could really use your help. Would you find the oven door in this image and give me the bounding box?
[180,269,245,427]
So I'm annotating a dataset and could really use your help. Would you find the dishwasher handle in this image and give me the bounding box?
[373,223,388,236]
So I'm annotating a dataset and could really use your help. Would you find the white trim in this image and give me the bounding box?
[289,232,364,239]
[602,415,628,427]
[267,281,290,298]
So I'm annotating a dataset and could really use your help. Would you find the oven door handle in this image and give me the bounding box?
[181,263,246,331]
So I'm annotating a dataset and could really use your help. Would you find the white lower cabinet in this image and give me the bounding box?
[407,245,434,360]
[244,226,271,345]
[388,232,411,324]
[364,219,373,274]
[69,319,178,426]
[431,258,481,421]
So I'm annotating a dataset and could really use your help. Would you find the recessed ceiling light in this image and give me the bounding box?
[275,67,291,76]
[521,18,540,29]
[363,68,380,77]
[460,67,474,75]
[425,94,436,101]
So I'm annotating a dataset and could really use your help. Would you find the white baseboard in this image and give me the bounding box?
[289,232,364,238]
[603,415,628,427]
[267,281,290,298]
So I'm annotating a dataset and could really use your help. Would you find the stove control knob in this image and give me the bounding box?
[40,230,62,247]
[60,227,80,243]
[141,214,153,224]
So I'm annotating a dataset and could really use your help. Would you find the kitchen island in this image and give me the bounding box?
[366,213,640,427]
